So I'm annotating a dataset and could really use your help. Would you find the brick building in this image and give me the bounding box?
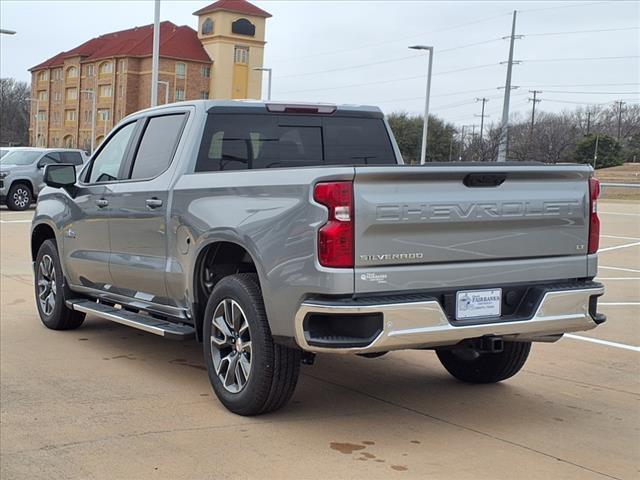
[28,0,271,151]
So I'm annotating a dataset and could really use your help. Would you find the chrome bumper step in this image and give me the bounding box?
[66,299,195,340]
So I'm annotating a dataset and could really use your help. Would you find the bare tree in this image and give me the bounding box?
[0,78,30,146]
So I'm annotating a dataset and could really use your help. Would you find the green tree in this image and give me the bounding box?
[574,133,623,169]
[387,112,456,163]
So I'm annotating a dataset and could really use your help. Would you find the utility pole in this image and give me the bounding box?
[475,98,489,141]
[409,45,434,164]
[448,133,454,162]
[150,0,160,107]
[497,10,521,162]
[615,100,625,140]
[458,125,466,162]
[586,110,591,135]
[528,90,542,135]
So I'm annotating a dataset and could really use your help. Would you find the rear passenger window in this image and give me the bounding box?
[60,151,83,165]
[195,113,395,172]
[130,114,186,180]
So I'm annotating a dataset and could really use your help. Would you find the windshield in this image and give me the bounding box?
[0,149,9,159]
[0,151,42,166]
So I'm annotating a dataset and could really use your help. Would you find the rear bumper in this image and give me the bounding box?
[294,284,605,353]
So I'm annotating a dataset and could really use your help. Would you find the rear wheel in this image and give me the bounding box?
[203,273,301,416]
[34,239,85,330]
[436,341,531,383]
[6,183,32,211]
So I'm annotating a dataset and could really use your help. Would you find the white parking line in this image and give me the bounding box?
[598,242,640,253]
[596,277,640,280]
[0,219,32,224]
[600,302,640,306]
[599,211,640,217]
[600,265,640,273]
[601,235,640,241]
[565,334,640,352]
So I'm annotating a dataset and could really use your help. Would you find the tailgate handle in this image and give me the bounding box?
[463,173,506,188]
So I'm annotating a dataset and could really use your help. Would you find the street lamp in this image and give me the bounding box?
[157,80,170,104]
[28,98,40,146]
[409,45,434,164]
[80,89,97,153]
[0,29,16,35]
[253,67,272,101]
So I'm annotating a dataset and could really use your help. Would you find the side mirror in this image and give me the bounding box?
[44,164,76,189]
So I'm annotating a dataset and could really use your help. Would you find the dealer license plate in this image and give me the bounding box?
[456,288,502,320]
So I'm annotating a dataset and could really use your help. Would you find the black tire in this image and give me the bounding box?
[202,273,301,416]
[34,239,85,330]
[6,182,33,211]
[436,341,531,384]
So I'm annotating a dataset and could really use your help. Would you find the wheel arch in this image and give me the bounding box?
[192,240,262,342]
[31,222,57,262]
[9,178,36,197]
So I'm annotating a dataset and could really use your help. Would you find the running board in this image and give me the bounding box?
[66,299,195,340]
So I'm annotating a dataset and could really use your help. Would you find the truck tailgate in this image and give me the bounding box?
[353,164,592,291]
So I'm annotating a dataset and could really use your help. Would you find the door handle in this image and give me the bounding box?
[95,198,109,208]
[146,198,163,209]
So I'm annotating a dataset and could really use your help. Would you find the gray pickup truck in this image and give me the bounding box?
[31,100,605,415]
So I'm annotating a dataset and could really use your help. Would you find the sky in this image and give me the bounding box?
[1,0,638,130]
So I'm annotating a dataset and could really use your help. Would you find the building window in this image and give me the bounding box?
[65,110,77,122]
[37,111,46,121]
[66,88,78,101]
[232,18,256,36]
[37,90,47,101]
[98,109,110,121]
[37,71,49,82]
[99,85,112,97]
[201,91,209,99]
[99,61,113,75]
[53,91,61,102]
[53,111,61,124]
[202,66,211,78]
[63,135,74,148]
[202,17,214,35]
[84,110,92,122]
[234,46,249,64]
[118,59,126,72]
[86,64,95,77]
[175,62,186,78]
[53,69,62,80]
[175,88,185,101]
[66,66,78,79]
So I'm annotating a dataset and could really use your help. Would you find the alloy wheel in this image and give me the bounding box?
[12,187,30,209]
[37,254,57,316]
[210,299,252,393]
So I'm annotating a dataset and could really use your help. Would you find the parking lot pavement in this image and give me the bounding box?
[1,200,638,480]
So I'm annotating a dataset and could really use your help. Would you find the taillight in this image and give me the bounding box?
[313,181,354,268]
[588,177,601,254]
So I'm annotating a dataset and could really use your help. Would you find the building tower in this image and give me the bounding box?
[193,0,271,99]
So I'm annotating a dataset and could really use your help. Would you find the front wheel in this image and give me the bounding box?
[6,183,33,211]
[34,239,85,330]
[436,341,531,384]
[203,273,301,416]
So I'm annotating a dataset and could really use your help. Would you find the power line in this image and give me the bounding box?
[524,55,639,62]
[540,90,640,95]
[268,12,509,64]
[523,26,638,37]
[519,82,640,88]
[518,1,609,14]
[277,54,419,79]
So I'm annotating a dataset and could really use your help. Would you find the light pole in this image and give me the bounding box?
[0,29,16,35]
[253,67,272,101]
[150,0,160,107]
[157,80,170,104]
[28,98,40,146]
[80,89,96,153]
[409,45,433,164]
